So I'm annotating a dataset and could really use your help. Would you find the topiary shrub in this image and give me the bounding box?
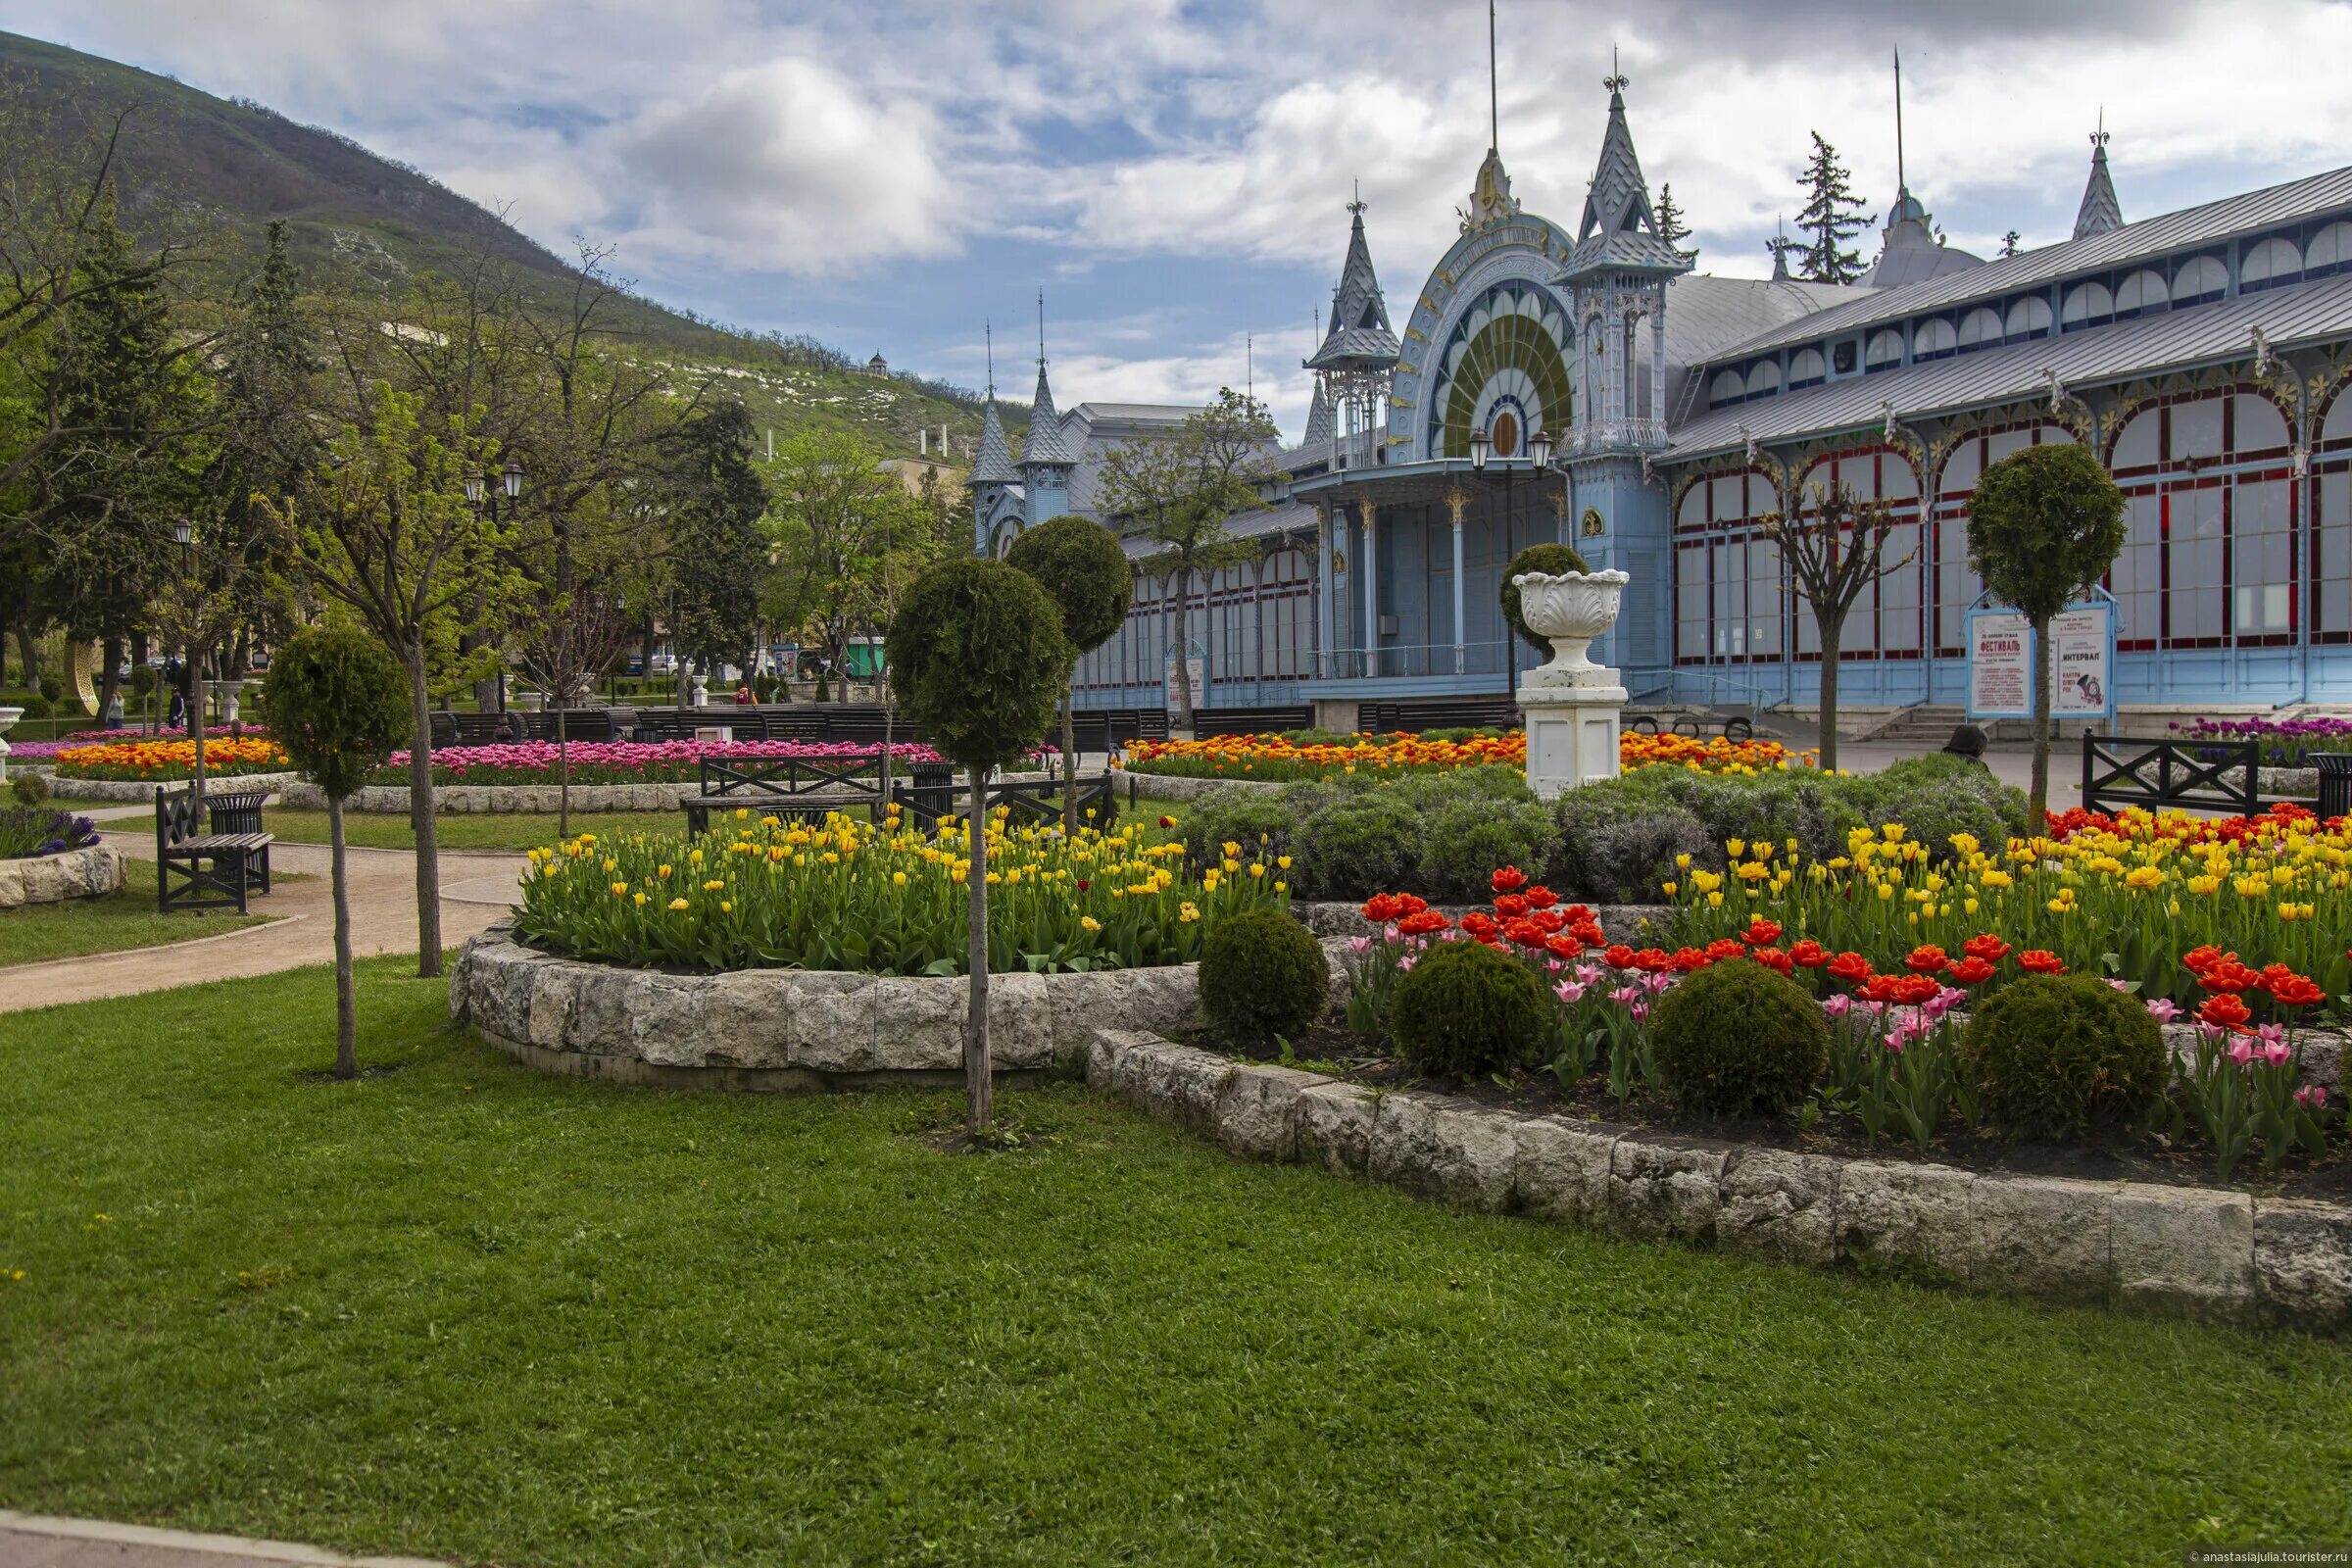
[1959,972,2167,1142]
[1292,790,1422,900]
[1416,794,1561,904]
[11,771,49,807]
[1389,937,1551,1079]
[19,695,50,720]
[37,675,63,703]
[1200,907,1328,1047]
[1649,959,1829,1117]
[1553,770,1712,901]
[1179,786,1304,879]
[1499,542,1592,655]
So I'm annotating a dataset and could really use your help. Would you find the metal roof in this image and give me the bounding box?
[1019,362,1076,466]
[1695,164,2352,367]
[1665,269,2352,460]
[967,397,1018,485]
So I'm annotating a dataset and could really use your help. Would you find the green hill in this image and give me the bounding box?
[0,28,1018,460]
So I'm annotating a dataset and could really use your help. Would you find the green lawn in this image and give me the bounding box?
[0,858,273,967]
[4,965,2350,1566]
[257,791,1203,854]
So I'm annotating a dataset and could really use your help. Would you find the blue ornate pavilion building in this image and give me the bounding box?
[974,74,2352,724]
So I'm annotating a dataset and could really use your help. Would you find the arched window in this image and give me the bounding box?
[1956,308,2004,352]
[1911,318,1957,361]
[2320,391,2352,640]
[1788,347,1827,388]
[1710,368,1745,407]
[2108,392,2298,650]
[2173,254,2228,305]
[1865,329,1905,368]
[2308,220,2352,277]
[2061,281,2114,330]
[1674,470,1786,667]
[1744,360,1782,398]
[2003,296,2052,340]
[2241,236,2302,291]
[1789,450,1925,660]
[2115,269,2169,318]
[1933,424,2077,654]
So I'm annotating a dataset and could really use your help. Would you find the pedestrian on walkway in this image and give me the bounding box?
[1940,722,1990,767]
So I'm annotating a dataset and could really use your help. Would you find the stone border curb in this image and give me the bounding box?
[46,772,301,803]
[0,842,125,907]
[0,1510,445,1567]
[446,923,1351,1086]
[1084,1029,2352,1334]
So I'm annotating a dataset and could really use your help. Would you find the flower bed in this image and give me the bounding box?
[1119,728,1805,782]
[1329,854,2344,1190]
[368,738,944,788]
[512,807,1289,975]
[11,725,266,763]
[0,806,100,859]
[52,736,290,781]
[2172,715,2352,767]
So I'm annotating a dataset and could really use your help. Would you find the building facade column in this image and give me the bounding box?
[1649,305,1668,426]
[1358,497,1379,679]
[1314,504,1334,680]
[1444,482,1470,675]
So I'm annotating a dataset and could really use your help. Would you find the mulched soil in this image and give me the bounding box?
[1182,1014,2352,1201]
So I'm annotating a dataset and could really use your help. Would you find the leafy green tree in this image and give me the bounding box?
[1757,483,1913,774]
[267,384,521,976]
[761,427,924,697]
[1006,514,1132,830]
[260,624,412,1079]
[1966,442,2127,820]
[662,400,767,699]
[1094,387,1278,729]
[888,558,1073,1138]
[1795,133,1873,285]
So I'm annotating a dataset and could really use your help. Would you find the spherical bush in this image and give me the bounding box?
[1199,907,1329,1048]
[1958,973,2167,1142]
[1388,938,1550,1080]
[1649,958,1829,1117]
[1499,542,1592,655]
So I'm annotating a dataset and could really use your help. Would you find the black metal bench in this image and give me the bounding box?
[891,770,1118,831]
[1192,705,1313,738]
[681,755,887,837]
[523,709,616,743]
[2320,754,2351,820]
[429,711,514,748]
[1356,697,1521,735]
[2082,735,2261,817]
[156,783,273,913]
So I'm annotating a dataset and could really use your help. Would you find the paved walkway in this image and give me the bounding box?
[0,1512,443,1568]
[1,829,524,1014]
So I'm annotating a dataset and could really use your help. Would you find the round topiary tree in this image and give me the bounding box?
[1005,514,1133,833]
[258,624,413,1080]
[1387,938,1550,1080]
[887,558,1074,1137]
[1649,958,1830,1117]
[1200,907,1328,1048]
[1965,442,2127,822]
[1958,972,2166,1142]
[1499,542,1592,656]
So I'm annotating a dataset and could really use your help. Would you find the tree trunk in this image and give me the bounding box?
[1815,617,1841,774]
[97,636,122,724]
[964,762,993,1137]
[1060,697,1078,836]
[1168,567,1195,732]
[2029,612,2053,826]
[190,643,207,800]
[17,627,38,690]
[406,641,444,977]
[329,792,358,1079]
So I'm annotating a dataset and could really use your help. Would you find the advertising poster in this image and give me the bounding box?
[2049,605,2115,719]
[1966,610,2033,719]
[1162,648,1205,712]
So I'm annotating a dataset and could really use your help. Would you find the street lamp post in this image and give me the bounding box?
[463,460,526,713]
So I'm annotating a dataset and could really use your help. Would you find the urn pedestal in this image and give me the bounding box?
[1511,569,1630,800]
[0,705,20,784]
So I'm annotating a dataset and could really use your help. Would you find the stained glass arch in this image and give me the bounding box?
[1427,281,1575,460]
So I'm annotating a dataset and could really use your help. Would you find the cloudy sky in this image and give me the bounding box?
[8,0,2352,438]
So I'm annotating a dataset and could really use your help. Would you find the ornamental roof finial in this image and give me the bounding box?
[1603,44,1627,97]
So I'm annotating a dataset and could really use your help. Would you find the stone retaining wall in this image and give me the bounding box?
[46,772,300,804]
[0,843,125,907]
[1085,1029,2352,1333]
[447,924,1347,1087]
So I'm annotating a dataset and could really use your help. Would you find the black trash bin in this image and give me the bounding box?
[206,791,269,837]
[2317,753,2352,821]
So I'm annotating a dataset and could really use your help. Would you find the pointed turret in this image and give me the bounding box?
[969,395,1017,486]
[1306,193,1399,373]
[1302,380,1335,448]
[2074,125,2124,240]
[1555,70,1691,285]
[1016,325,1074,523]
[1020,361,1075,468]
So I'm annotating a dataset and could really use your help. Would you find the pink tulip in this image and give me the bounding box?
[1573,962,1602,985]
[1822,995,1851,1018]
[1348,936,1371,955]
[2294,1084,2328,1110]
[1629,1001,1649,1023]
[1608,985,1642,1008]
[2145,999,2180,1023]
[1555,981,1588,1004]
[2227,1038,2255,1066]
[1397,955,1416,971]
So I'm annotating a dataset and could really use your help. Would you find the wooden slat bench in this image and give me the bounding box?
[681,755,887,838]
[156,783,274,913]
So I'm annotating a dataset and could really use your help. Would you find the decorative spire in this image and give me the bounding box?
[968,391,1017,489]
[1555,66,1690,281]
[1020,360,1074,468]
[1768,220,1795,282]
[1303,379,1335,447]
[2074,114,2124,239]
[1306,191,1399,372]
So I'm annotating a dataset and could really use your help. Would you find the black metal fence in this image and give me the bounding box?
[2081,735,2261,816]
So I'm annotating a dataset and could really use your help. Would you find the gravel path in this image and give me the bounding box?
[1,831,524,1014]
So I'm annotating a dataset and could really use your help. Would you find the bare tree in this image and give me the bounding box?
[1756,481,1915,773]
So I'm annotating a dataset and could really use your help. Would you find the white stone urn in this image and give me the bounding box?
[0,705,20,784]
[210,679,247,725]
[1512,569,1630,688]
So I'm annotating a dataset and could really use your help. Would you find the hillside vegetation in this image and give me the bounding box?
[0,27,1020,460]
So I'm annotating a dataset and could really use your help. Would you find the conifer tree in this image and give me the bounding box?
[1999,230,2023,259]
[1653,183,1695,261]
[1794,133,1872,285]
